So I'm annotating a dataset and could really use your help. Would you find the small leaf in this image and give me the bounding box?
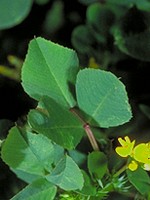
[11,178,57,200]
[43,0,64,34]
[88,151,108,179]
[1,127,54,175]
[127,167,150,195]
[71,25,95,54]
[79,170,97,196]
[22,37,79,108]
[87,3,115,41]
[114,29,150,62]
[76,69,132,128]
[46,155,84,190]
[28,96,84,149]
[0,0,33,30]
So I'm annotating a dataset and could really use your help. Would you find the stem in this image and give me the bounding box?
[70,108,99,151]
[84,123,99,151]
[113,164,127,178]
[69,108,85,125]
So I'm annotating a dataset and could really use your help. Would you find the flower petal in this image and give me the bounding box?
[128,161,138,171]
[133,143,150,164]
[115,136,135,157]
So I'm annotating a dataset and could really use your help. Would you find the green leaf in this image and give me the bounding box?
[25,131,55,172]
[0,0,33,30]
[43,0,64,34]
[107,0,134,7]
[88,151,108,179]
[46,155,84,191]
[71,25,95,55]
[76,69,132,128]
[11,169,41,184]
[127,167,150,195]
[12,144,64,184]
[68,150,86,166]
[114,29,150,62]
[108,0,150,11]
[87,3,115,42]
[11,178,57,200]
[28,96,84,149]
[79,170,97,196]
[1,127,54,175]
[135,0,150,11]
[22,37,79,108]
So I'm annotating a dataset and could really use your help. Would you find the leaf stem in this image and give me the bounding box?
[70,108,99,151]
[69,108,86,125]
[113,164,127,178]
[84,123,99,151]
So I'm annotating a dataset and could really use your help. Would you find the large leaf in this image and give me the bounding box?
[0,0,33,30]
[11,178,57,200]
[28,96,84,149]
[127,167,150,195]
[22,37,79,108]
[12,144,64,184]
[1,127,55,175]
[46,155,84,190]
[76,69,132,128]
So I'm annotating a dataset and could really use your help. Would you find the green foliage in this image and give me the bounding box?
[127,167,150,195]
[11,179,57,200]
[46,155,84,190]
[76,69,132,128]
[107,0,150,11]
[1,0,150,199]
[22,37,79,108]
[0,0,33,30]
[28,97,84,149]
[1,127,54,175]
[1,23,150,199]
[87,3,115,43]
[113,7,150,61]
[72,1,150,67]
[43,0,64,34]
[88,151,108,179]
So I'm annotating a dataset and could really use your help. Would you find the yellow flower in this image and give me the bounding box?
[133,143,150,164]
[115,136,135,157]
[115,136,150,172]
[128,160,138,171]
